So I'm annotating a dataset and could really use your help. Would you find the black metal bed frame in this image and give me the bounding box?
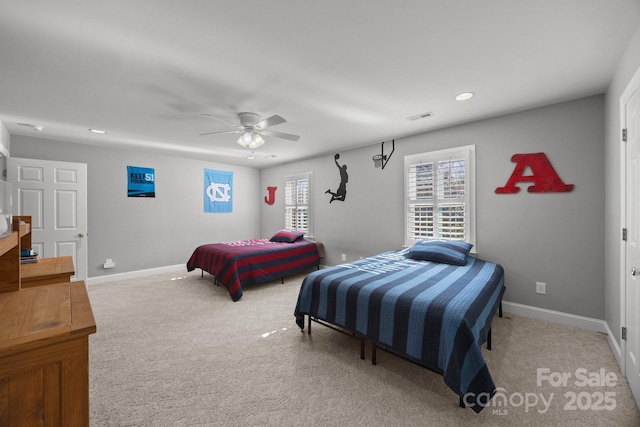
[199,268,287,286]
[304,302,503,409]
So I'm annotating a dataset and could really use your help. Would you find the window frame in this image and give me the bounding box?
[404,145,476,250]
[284,172,313,239]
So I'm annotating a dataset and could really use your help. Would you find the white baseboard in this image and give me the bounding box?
[502,300,606,333]
[86,264,187,286]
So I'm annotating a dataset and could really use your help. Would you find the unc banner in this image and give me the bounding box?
[204,169,233,213]
[127,166,155,197]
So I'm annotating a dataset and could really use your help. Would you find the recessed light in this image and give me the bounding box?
[17,123,44,131]
[89,128,107,134]
[455,92,475,101]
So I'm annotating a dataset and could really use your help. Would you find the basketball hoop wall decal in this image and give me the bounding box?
[373,140,394,169]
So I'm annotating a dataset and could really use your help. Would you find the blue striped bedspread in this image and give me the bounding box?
[294,249,505,413]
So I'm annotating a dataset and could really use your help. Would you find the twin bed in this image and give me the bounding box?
[187,234,504,412]
[293,240,505,413]
[186,230,321,301]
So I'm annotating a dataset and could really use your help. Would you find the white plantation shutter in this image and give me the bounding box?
[408,162,435,239]
[405,146,475,247]
[285,173,312,235]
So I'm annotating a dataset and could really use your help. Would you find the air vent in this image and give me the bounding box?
[406,111,434,121]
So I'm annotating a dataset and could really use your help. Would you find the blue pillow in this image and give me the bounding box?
[407,239,473,265]
[269,229,304,243]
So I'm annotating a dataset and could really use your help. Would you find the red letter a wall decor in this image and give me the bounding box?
[264,186,277,205]
[495,153,574,194]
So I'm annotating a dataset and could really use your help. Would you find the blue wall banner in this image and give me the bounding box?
[127,166,155,197]
[204,168,233,213]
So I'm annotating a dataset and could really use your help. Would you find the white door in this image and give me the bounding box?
[625,83,640,406]
[7,157,88,281]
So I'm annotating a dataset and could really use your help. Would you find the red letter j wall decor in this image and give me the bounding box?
[495,153,574,194]
[264,186,277,205]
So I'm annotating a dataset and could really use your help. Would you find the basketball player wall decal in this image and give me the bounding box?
[326,153,348,203]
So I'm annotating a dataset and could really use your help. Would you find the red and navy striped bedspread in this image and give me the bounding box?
[186,238,320,301]
[294,249,505,413]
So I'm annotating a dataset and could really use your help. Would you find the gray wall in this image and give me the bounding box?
[604,24,640,349]
[9,95,608,320]
[261,95,605,319]
[11,137,260,277]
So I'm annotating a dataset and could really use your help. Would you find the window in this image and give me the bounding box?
[284,172,312,237]
[404,145,475,248]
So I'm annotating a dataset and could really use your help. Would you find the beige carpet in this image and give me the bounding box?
[88,270,640,426]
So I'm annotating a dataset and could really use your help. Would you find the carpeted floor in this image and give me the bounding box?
[87,270,640,426]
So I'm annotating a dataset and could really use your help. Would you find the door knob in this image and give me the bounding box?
[632,267,640,276]
[78,232,86,237]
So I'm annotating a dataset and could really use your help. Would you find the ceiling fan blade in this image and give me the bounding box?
[256,115,286,129]
[199,130,242,136]
[200,113,241,126]
[260,129,300,141]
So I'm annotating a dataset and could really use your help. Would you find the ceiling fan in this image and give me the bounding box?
[200,112,300,149]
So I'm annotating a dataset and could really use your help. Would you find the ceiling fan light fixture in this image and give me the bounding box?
[236,134,248,147]
[236,132,265,149]
[252,133,265,146]
[242,131,252,143]
[201,112,299,151]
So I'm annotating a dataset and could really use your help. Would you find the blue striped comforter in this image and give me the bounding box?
[294,249,505,413]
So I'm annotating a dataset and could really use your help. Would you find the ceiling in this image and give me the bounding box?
[1,1,639,168]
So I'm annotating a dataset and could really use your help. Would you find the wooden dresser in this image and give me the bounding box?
[21,256,75,288]
[0,216,96,426]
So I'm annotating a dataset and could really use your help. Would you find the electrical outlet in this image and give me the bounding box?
[536,282,546,295]
[103,258,115,269]
[341,253,346,261]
